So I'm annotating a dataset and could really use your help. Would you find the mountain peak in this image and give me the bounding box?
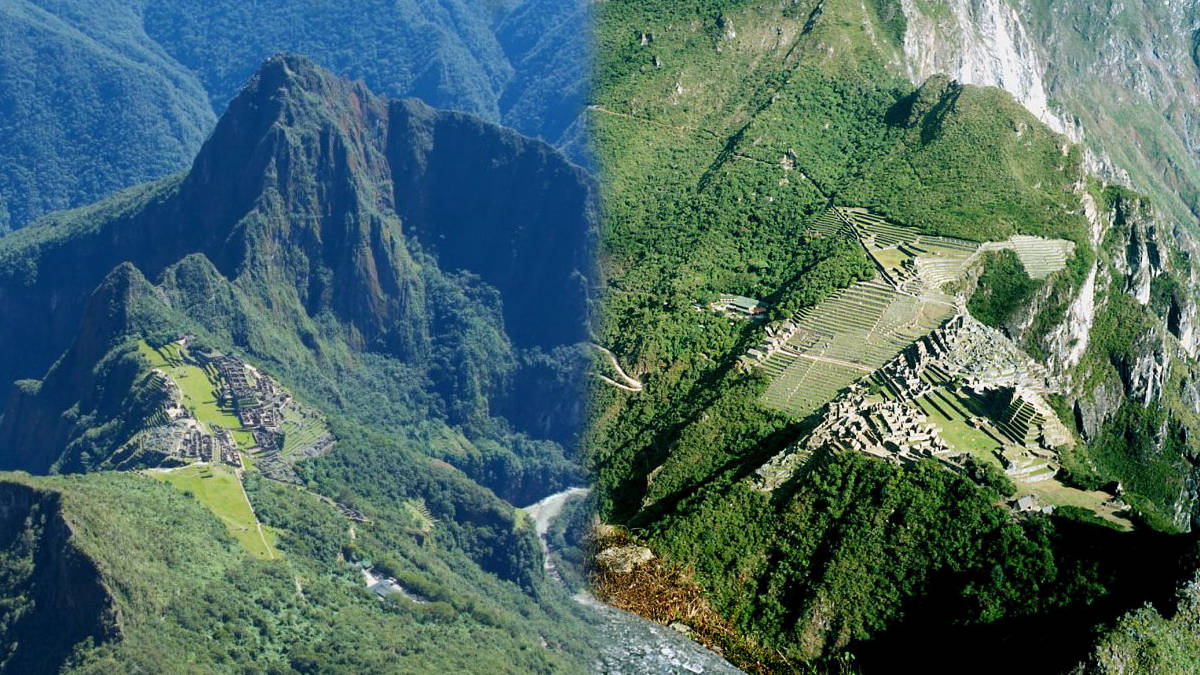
[186,54,390,204]
[0,57,593,389]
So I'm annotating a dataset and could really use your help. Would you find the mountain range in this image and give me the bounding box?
[587,0,1200,672]
[5,1,1200,673]
[0,0,589,233]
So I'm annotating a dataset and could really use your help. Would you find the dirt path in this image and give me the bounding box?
[235,469,276,560]
[591,344,643,391]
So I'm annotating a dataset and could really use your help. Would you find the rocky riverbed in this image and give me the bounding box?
[522,488,743,674]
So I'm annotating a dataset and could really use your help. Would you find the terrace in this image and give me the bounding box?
[757,273,952,418]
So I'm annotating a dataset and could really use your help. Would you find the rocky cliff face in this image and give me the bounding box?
[897,0,1200,528]
[900,0,1070,135]
[899,0,1200,226]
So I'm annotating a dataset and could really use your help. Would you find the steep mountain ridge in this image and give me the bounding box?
[388,98,595,349]
[0,56,604,672]
[0,55,592,392]
[896,0,1200,531]
[0,264,172,473]
[897,0,1200,229]
[0,54,593,516]
[0,0,591,231]
[0,480,118,674]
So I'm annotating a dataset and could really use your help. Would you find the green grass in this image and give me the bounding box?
[871,246,913,275]
[914,384,1131,529]
[150,464,276,559]
[914,391,1004,467]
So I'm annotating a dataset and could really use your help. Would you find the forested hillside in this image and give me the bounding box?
[588,0,1200,671]
[0,0,589,232]
[0,471,602,673]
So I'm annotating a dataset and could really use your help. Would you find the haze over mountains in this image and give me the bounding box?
[0,0,589,232]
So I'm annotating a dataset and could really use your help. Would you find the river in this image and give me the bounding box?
[522,488,744,674]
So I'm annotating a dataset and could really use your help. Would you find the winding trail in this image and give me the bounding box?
[591,343,643,391]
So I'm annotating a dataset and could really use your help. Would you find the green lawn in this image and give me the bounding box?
[151,464,277,559]
[871,247,913,276]
[914,389,1004,467]
[914,385,1130,529]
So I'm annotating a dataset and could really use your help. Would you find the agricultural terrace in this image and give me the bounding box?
[760,208,975,417]
[280,405,328,458]
[759,207,1073,420]
[150,464,278,558]
[838,207,980,294]
[978,235,1075,279]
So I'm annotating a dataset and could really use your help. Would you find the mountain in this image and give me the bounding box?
[587,0,1200,671]
[0,55,600,672]
[901,0,1200,233]
[0,0,590,232]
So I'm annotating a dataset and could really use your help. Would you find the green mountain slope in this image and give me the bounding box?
[0,1,215,234]
[0,55,594,501]
[0,0,590,232]
[588,0,1200,671]
[900,0,1200,233]
[0,471,603,673]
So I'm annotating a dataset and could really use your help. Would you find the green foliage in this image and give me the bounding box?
[0,54,599,671]
[1084,403,1191,532]
[590,0,1176,664]
[962,455,1017,498]
[0,472,601,674]
[968,250,1041,328]
[0,1,212,232]
[544,492,596,594]
[1084,573,1200,675]
[644,453,1129,660]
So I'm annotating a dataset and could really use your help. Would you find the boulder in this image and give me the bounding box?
[595,545,654,574]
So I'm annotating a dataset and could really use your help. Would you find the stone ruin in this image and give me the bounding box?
[755,386,953,490]
[755,312,1077,496]
[746,319,801,364]
[877,313,1073,450]
[144,345,334,476]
